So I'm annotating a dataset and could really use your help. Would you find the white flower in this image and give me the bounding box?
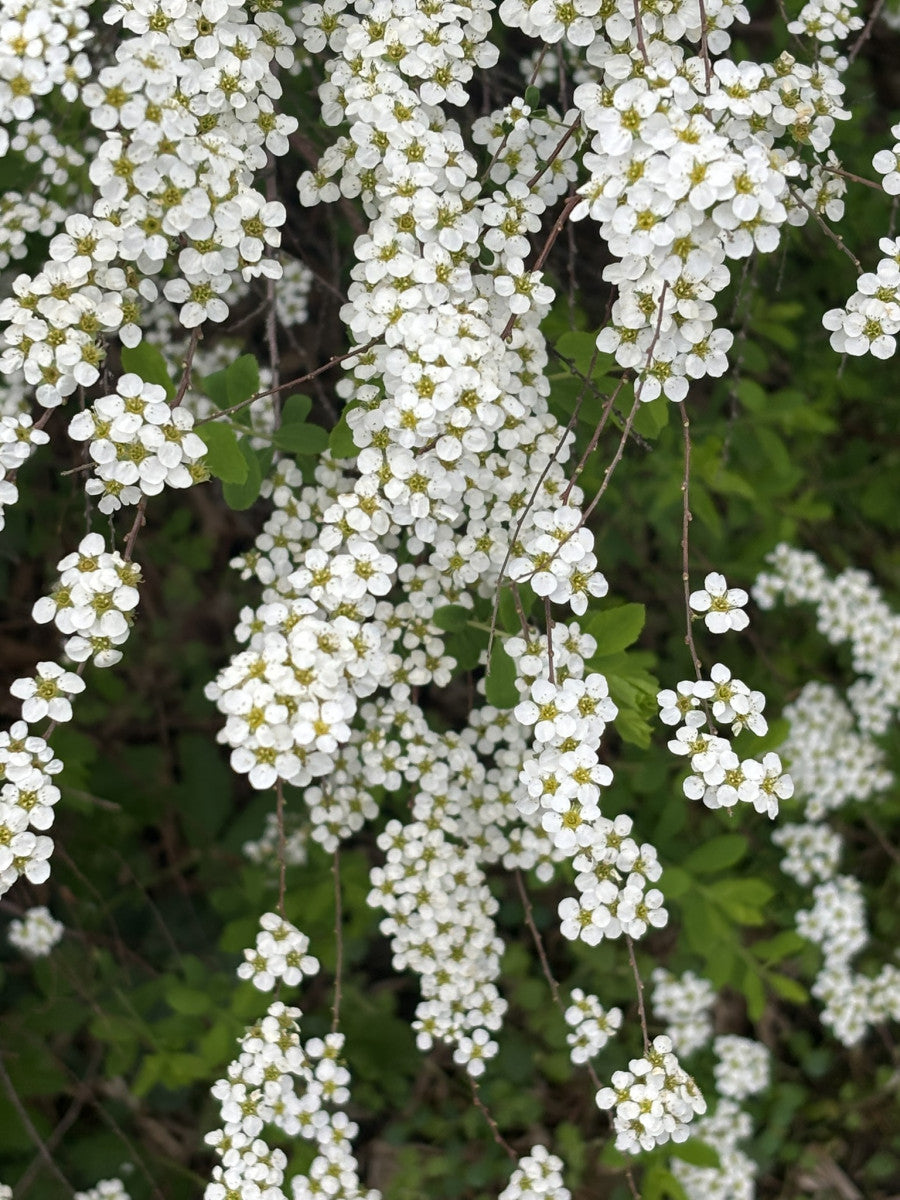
[689,572,749,633]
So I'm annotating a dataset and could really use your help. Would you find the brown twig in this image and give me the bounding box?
[848,0,886,65]
[677,401,704,684]
[469,1077,517,1160]
[790,189,862,270]
[195,337,379,425]
[0,1049,77,1196]
[501,194,581,342]
[626,935,651,1055]
[526,116,582,191]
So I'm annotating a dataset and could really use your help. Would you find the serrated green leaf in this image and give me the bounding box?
[485,638,518,708]
[222,438,263,510]
[585,603,645,655]
[281,394,312,425]
[120,341,175,400]
[614,704,653,748]
[432,604,472,632]
[200,422,248,484]
[272,423,329,455]
[683,835,748,875]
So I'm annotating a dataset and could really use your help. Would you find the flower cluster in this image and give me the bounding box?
[32,532,141,668]
[73,1182,131,1200]
[772,821,842,885]
[243,811,309,871]
[237,913,320,993]
[596,1035,706,1154]
[563,988,622,1065]
[0,721,62,895]
[754,545,900,1045]
[499,1146,571,1200]
[7,905,64,957]
[823,237,900,359]
[206,998,377,1200]
[68,374,208,513]
[671,1100,756,1200]
[713,1035,770,1101]
[0,0,295,409]
[0,0,92,129]
[663,663,791,816]
[0,412,49,529]
[651,968,716,1056]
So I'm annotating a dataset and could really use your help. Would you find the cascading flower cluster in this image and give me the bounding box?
[754,544,900,1045]
[205,917,377,1200]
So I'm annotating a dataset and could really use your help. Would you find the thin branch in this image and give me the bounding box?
[331,848,344,1034]
[824,164,885,193]
[195,337,379,425]
[0,1049,76,1197]
[501,194,581,342]
[633,0,650,62]
[848,0,886,64]
[469,1077,517,1160]
[790,189,862,271]
[677,401,704,684]
[626,936,651,1055]
[16,1046,104,1199]
[275,779,287,918]
[526,115,582,191]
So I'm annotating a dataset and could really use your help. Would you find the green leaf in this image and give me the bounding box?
[272,423,329,455]
[485,638,518,708]
[708,877,774,925]
[330,406,361,458]
[524,84,541,108]
[433,604,472,632]
[585,603,645,654]
[633,395,669,439]
[281,394,312,425]
[227,354,260,405]
[120,341,175,400]
[614,703,653,748]
[768,972,809,1004]
[752,930,805,963]
[165,983,210,1016]
[498,588,521,633]
[742,963,767,1020]
[200,422,248,484]
[222,438,263,510]
[201,353,260,410]
[670,1140,720,1169]
[683,835,748,875]
[661,865,693,898]
[444,627,485,673]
